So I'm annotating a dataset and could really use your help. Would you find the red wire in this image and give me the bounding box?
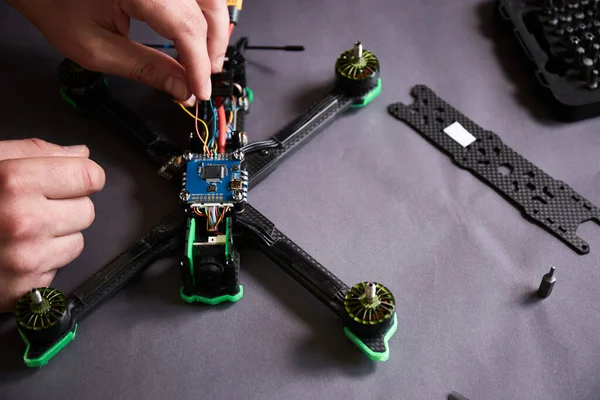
[229,22,235,36]
[217,104,227,153]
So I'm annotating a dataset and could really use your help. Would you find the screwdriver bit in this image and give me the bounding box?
[581,56,594,80]
[588,69,599,88]
[575,46,586,65]
[591,42,600,59]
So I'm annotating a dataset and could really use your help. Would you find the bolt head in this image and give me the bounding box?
[233,150,244,160]
[180,190,190,201]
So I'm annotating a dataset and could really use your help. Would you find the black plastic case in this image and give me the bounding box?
[497,0,600,121]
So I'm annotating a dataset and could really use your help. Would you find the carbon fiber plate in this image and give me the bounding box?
[388,85,600,255]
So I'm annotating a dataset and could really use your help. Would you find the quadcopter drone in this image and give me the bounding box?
[12,2,397,368]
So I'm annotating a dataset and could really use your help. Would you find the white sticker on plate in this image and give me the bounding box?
[443,122,476,148]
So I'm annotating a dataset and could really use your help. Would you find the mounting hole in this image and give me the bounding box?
[423,98,429,105]
[435,116,445,124]
[498,163,513,176]
[583,245,588,250]
[488,135,493,140]
[533,209,539,214]
[436,107,445,113]
[560,186,565,190]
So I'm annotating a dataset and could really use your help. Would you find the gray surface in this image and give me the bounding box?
[1,0,600,399]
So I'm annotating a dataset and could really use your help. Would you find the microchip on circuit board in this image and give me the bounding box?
[183,153,244,207]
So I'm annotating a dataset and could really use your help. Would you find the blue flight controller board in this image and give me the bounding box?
[183,154,244,206]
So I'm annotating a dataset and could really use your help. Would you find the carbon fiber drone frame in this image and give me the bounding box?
[14,39,396,367]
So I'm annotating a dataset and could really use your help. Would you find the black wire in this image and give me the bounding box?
[240,140,280,154]
[237,218,276,246]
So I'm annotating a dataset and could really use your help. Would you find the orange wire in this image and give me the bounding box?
[195,100,209,155]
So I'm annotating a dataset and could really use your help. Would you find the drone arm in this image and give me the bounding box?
[237,204,349,317]
[95,93,183,178]
[245,91,354,188]
[69,211,185,321]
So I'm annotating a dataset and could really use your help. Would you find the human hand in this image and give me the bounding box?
[0,139,106,312]
[8,0,229,102]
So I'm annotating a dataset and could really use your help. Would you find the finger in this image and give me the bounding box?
[45,197,96,237]
[0,196,94,240]
[85,31,192,102]
[0,138,89,162]
[197,0,230,73]
[120,0,212,100]
[43,233,86,272]
[0,233,84,276]
[0,157,106,199]
[0,270,56,313]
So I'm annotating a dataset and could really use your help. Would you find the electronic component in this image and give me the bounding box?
[230,178,243,190]
[496,0,600,120]
[201,165,225,182]
[182,154,244,206]
[388,85,600,254]
[538,267,556,298]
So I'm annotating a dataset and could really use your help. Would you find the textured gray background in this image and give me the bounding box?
[1,0,600,399]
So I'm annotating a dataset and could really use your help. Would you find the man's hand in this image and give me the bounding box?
[8,0,229,102]
[0,139,106,312]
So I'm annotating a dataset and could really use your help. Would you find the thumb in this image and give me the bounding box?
[87,31,194,102]
[0,138,89,162]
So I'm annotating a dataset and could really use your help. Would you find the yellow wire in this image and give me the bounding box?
[175,101,210,140]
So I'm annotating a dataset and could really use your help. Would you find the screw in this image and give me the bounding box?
[232,190,244,202]
[233,149,244,160]
[238,132,248,146]
[179,190,190,201]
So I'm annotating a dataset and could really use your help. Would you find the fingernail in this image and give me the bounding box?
[164,76,189,101]
[215,56,225,72]
[200,77,212,101]
[63,145,87,153]
[183,94,197,107]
